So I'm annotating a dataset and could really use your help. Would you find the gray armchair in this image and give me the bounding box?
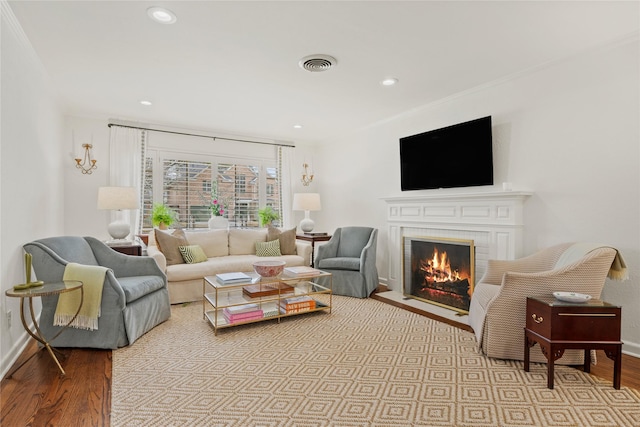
[23,236,171,349]
[315,227,379,298]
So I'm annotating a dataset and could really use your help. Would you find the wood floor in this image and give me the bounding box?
[2,293,639,427]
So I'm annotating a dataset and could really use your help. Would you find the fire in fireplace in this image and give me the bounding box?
[403,236,475,313]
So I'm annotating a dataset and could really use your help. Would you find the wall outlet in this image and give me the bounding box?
[6,310,11,328]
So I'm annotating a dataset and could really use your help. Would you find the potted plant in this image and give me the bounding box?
[152,203,176,229]
[258,206,280,227]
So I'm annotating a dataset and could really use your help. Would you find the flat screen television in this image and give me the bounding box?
[400,116,493,191]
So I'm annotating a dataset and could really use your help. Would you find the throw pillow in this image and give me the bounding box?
[256,239,282,257]
[154,228,189,266]
[178,245,208,264]
[267,226,297,255]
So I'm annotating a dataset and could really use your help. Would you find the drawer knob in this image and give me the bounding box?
[531,313,544,324]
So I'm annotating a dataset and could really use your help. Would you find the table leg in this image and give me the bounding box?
[613,346,622,390]
[524,331,531,372]
[583,349,591,373]
[8,287,83,378]
[547,349,555,390]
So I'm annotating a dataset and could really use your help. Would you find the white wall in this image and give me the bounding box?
[313,37,640,356]
[0,3,66,375]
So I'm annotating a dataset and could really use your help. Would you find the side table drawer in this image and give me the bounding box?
[526,298,552,337]
[526,297,621,342]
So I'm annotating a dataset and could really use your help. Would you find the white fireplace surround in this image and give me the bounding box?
[383,190,532,294]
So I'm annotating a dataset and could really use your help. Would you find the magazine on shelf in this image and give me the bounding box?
[284,266,321,277]
[216,272,251,284]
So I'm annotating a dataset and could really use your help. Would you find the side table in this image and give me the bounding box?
[524,296,622,389]
[108,243,142,256]
[296,234,331,267]
[5,281,84,377]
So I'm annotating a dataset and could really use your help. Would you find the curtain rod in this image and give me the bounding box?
[107,123,295,148]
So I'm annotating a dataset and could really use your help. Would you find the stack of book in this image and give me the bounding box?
[216,272,251,285]
[223,303,263,324]
[283,266,321,277]
[279,295,316,314]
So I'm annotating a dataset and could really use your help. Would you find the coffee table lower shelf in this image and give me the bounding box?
[205,302,330,330]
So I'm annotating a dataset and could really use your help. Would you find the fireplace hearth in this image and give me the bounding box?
[403,236,475,313]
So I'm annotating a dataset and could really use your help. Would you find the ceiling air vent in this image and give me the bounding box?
[298,54,337,72]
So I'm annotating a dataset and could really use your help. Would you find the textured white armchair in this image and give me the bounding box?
[468,243,625,365]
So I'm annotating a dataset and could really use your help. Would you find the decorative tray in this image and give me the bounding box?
[552,291,592,303]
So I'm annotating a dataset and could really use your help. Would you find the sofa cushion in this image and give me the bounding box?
[256,240,281,257]
[229,229,267,255]
[117,275,166,303]
[267,226,297,255]
[318,257,361,271]
[179,245,208,264]
[155,229,189,266]
[185,229,229,257]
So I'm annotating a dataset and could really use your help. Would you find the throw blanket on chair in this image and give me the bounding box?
[55,263,109,330]
[555,243,629,281]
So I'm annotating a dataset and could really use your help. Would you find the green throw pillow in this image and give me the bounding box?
[179,245,208,264]
[256,239,282,257]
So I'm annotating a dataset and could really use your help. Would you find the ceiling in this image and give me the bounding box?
[8,1,639,145]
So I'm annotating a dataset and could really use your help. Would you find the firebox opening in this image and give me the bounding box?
[403,236,475,313]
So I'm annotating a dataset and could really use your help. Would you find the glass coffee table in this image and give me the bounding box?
[202,270,332,335]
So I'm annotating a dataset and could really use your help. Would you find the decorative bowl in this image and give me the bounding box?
[253,260,286,277]
[552,291,592,303]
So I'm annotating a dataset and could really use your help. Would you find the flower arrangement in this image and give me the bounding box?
[210,197,225,217]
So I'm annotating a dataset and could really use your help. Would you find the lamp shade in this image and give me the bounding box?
[97,186,139,210]
[292,193,321,211]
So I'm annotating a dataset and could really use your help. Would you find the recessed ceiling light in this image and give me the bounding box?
[381,77,399,86]
[147,7,177,24]
[140,100,153,106]
[293,124,303,129]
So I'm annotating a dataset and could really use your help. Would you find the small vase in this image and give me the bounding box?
[208,216,229,230]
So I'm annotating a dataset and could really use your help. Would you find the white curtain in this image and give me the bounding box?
[109,126,147,237]
[278,145,294,228]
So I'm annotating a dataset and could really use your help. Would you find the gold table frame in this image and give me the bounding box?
[5,281,84,377]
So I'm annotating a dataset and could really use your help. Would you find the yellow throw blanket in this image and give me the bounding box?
[55,263,109,330]
[555,243,628,281]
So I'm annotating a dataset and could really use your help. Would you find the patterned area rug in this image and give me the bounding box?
[112,297,640,426]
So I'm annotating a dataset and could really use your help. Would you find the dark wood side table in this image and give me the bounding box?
[524,296,622,389]
[108,243,142,256]
[296,234,332,267]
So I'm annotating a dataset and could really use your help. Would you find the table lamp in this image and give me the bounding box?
[97,186,139,242]
[292,193,321,233]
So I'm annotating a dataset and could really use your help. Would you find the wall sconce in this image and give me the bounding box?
[301,162,314,186]
[75,143,97,174]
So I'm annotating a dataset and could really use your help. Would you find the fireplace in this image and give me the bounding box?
[403,236,475,313]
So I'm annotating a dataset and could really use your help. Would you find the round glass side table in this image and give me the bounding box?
[5,280,83,377]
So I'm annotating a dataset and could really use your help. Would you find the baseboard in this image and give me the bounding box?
[1,329,31,379]
[623,340,640,359]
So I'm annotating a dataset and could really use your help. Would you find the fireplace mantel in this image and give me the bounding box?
[383,190,532,293]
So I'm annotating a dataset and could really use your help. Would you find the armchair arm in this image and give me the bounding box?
[23,242,127,309]
[359,229,378,274]
[479,243,573,285]
[85,237,166,279]
[315,232,340,263]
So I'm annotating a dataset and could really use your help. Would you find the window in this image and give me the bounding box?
[142,154,280,230]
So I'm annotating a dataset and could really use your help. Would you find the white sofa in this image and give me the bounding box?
[147,228,312,304]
